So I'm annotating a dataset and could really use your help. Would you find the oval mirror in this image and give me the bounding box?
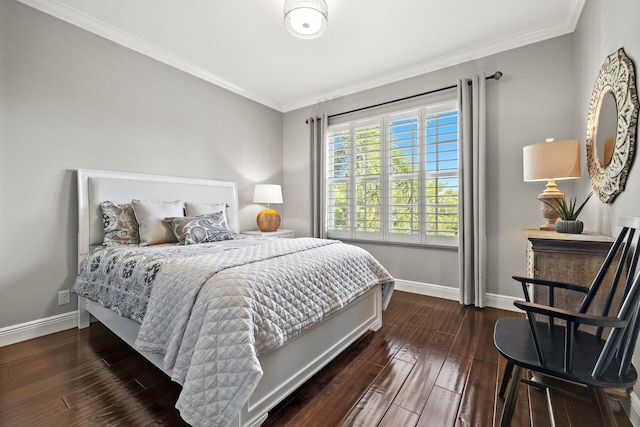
[586,48,639,203]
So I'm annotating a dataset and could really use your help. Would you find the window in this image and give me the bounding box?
[326,100,459,246]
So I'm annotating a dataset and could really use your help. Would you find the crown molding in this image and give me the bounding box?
[16,0,284,112]
[282,0,586,112]
[18,0,584,114]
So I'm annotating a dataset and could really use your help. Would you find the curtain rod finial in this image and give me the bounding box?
[491,71,503,80]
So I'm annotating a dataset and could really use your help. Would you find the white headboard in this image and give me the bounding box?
[77,169,239,260]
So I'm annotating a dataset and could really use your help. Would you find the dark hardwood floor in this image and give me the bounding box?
[0,291,632,426]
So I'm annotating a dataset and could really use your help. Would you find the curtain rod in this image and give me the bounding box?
[316,71,503,122]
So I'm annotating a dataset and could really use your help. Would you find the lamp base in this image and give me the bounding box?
[257,209,281,232]
[538,222,557,231]
[538,192,564,231]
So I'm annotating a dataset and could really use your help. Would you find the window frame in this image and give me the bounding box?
[325,99,459,248]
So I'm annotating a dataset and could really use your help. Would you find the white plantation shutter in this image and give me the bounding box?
[326,99,459,247]
[388,111,420,241]
[354,119,382,239]
[425,109,459,238]
[326,124,351,238]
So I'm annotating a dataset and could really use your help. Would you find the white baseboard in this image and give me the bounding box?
[630,390,640,426]
[484,292,522,312]
[394,279,521,312]
[0,311,78,347]
[395,279,459,301]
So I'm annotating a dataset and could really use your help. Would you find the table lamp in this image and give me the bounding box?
[253,184,283,232]
[523,138,581,230]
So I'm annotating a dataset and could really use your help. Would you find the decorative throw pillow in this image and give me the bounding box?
[185,201,227,220]
[100,201,140,246]
[131,200,184,246]
[166,212,234,245]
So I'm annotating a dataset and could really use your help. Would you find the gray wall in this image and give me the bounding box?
[0,1,283,328]
[283,35,577,296]
[574,0,640,234]
[572,0,640,416]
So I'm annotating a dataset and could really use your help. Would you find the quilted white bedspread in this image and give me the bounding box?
[128,237,393,427]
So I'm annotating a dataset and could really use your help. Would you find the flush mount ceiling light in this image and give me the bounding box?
[284,0,328,39]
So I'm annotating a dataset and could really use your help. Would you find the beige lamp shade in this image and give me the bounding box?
[253,184,283,232]
[252,184,283,204]
[523,139,581,183]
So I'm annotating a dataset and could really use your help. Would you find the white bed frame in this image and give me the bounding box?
[76,169,383,427]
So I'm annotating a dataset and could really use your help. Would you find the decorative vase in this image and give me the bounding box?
[256,208,281,232]
[555,219,584,234]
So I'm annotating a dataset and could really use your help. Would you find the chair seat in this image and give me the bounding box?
[494,317,637,389]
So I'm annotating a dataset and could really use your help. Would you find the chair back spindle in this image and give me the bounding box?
[601,230,633,315]
[578,229,627,316]
[593,268,640,377]
[592,217,640,378]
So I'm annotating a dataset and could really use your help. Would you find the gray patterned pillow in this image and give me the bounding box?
[166,212,234,245]
[100,201,140,246]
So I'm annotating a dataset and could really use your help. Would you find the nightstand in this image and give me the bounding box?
[242,229,294,238]
[523,228,623,330]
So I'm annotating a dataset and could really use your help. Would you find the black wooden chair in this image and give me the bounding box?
[494,216,640,426]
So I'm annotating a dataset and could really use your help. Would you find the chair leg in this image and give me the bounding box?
[499,361,514,398]
[500,365,522,427]
[591,387,619,427]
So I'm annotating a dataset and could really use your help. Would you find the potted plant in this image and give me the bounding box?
[542,192,593,234]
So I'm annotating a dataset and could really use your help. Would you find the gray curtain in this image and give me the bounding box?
[309,115,327,238]
[458,76,487,307]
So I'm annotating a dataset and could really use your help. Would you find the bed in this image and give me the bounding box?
[73,168,394,427]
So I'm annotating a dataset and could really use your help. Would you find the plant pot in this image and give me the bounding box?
[555,219,584,234]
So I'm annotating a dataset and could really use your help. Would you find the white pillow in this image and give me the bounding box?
[185,201,227,219]
[131,200,184,246]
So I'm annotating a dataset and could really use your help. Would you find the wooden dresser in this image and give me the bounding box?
[523,229,623,325]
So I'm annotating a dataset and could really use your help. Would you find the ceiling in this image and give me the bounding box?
[19,0,585,112]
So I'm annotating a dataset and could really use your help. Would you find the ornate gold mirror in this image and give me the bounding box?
[586,48,639,203]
